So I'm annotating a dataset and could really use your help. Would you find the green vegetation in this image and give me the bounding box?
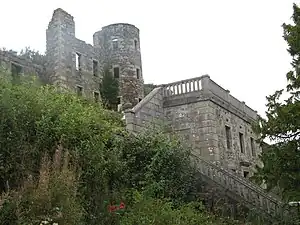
[100,66,119,110]
[253,3,300,204]
[0,70,239,224]
[144,83,157,96]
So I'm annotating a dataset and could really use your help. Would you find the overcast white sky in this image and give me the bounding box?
[0,0,298,116]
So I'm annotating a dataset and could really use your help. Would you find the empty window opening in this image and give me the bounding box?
[225,126,231,149]
[136,68,140,79]
[76,86,83,96]
[250,137,256,157]
[239,132,245,153]
[94,91,100,102]
[114,67,120,78]
[11,63,22,77]
[243,171,249,178]
[93,60,98,76]
[112,39,118,50]
[138,98,142,102]
[134,39,138,50]
[117,97,121,105]
[75,52,81,71]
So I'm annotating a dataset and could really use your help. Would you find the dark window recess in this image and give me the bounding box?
[134,40,138,50]
[239,132,245,153]
[112,39,118,50]
[11,63,22,78]
[243,171,249,178]
[136,68,140,79]
[225,126,231,149]
[114,67,120,78]
[250,137,256,157]
[117,97,121,105]
[138,98,142,102]
[76,86,83,96]
[93,60,98,76]
[94,92,100,102]
[75,52,81,71]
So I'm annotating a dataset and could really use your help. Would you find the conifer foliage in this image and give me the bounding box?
[254,3,300,200]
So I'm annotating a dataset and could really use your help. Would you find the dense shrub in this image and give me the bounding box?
[120,190,239,225]
[113,129,198,203]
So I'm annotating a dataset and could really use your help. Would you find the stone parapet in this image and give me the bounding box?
[193,154,291,219]
[162,75,258,123]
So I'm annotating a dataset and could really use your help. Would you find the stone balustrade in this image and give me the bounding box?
[162,76,203,97]
[193,154,291,218]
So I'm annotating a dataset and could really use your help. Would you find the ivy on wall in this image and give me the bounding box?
[100,66,119,111]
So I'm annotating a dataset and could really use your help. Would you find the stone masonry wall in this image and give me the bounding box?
[46,9,143,105]
[125,75,262,175]
[164,97,219,161]
[46,9,101,99]
[93,24,144,106]
[0,50,42,78]
[163,76,261,175]
[124,87,164,132]
[214,101,262,176]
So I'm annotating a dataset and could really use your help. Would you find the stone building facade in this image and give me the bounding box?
[124,75,263,177]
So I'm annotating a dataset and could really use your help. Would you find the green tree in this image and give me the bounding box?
[144,83,157,96]
[253,3,300,201]
[100,67,119,110]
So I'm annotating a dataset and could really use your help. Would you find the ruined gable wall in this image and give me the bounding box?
[0,50,42,78]
[46,8,101,98]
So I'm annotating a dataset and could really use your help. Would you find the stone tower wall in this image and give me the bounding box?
[93,23,144,106]
[46,8,101,99]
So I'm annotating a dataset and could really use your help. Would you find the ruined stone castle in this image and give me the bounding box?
[0,8,292,219]
[0,7,261,178]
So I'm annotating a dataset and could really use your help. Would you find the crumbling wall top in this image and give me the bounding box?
[52,8,74,20]
[101,23,139,31]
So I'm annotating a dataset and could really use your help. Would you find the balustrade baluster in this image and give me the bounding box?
[187,81,190,92]
[197,79,200,90]
[176,84,180,95]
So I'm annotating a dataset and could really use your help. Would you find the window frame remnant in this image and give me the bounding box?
[112,38,119,51]
[75,52,82,71]
[225,125,231,149]
[93,60,98,77]
[76,85,83,96]
[250,137,256,157]
[113,67,120,78]
[239,132,245,153]
[94,91,100,102]
[134,39,138,50]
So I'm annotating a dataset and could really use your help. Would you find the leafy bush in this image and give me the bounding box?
[113,129,198,203]
[120,191,238,225]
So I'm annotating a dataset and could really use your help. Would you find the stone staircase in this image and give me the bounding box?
[192,154,291,220]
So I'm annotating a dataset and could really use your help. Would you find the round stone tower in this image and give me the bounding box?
[93,23,144,107]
